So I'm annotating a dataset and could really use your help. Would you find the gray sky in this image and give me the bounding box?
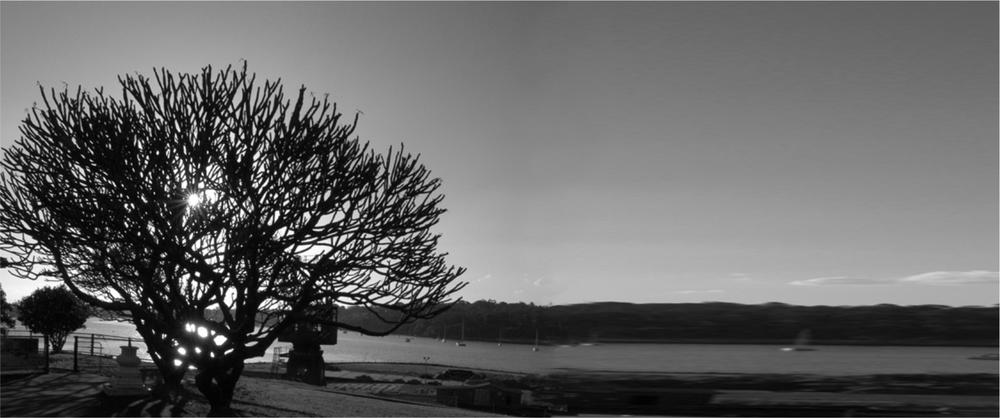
[1,1,997,306]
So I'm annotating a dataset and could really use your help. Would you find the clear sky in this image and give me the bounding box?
[1,2,997,306]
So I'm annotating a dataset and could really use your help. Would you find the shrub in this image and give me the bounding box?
[16,286,89,352]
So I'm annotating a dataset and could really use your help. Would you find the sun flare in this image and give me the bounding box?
[186,193,202,207]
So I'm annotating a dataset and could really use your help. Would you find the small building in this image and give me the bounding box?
[0,335,39,356]
[436,382,542,415]
[277,303,337,386]
[561,387,716,415]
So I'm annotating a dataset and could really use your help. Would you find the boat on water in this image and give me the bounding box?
[781,329,817,352]
[968,353,999,360]
[456,320,466,347]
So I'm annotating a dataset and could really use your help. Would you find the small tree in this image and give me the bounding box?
[15,286,89,352]
[0,64,466,415]
[1,284,16,328]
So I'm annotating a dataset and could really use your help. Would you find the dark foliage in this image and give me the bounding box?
[342,300,999,346]
[1,284,16,328]
[14,286,89,352]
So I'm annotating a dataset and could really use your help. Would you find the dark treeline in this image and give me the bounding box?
[340,301,999,347]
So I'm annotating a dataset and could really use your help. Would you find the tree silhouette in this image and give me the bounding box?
[14,286,89,352]
[1,284,16,329]
[0,64,466,415]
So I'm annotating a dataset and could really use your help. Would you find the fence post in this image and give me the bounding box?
[43,335,50,374]
[73,336,79,372]
[90,333,95,356]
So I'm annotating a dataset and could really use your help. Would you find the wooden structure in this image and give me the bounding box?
[277,304,337,386]
[436,382,540,415]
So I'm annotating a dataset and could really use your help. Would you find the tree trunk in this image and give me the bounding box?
[135,322,199,398]
[155,367,186,397]
[196,361,245,416]
[147,347,186,395]
[50,333,67,353]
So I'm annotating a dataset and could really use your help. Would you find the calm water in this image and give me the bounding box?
[70,319,998,376]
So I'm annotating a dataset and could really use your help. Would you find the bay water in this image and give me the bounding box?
[73,318,997,375]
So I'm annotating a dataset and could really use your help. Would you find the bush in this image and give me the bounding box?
[435,369,479,381]
[1,284,16,328]
[16,286,89,352]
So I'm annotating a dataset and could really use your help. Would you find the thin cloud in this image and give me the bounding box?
[514,274,565,304]
[789,271,1000,286]
[727,273,754,282]
[898,270,998,285]
[674,289,725,294]
[789,276,889,286]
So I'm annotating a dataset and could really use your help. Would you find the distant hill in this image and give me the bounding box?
[339,300,999,347]
[89,306,127,321]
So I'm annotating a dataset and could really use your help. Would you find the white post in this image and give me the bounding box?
[102,345,147,396]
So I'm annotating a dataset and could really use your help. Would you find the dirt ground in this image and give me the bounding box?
[5,354,489,416]
[6,353,996,416]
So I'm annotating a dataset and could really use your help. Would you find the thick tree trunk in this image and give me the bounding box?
[196,361,245,416]
[147,347,186,395]
[156,367,185,396]
[50,333,67,353]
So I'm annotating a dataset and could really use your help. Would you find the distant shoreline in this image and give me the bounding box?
[440,336,999,348]
[540,338,1000,348]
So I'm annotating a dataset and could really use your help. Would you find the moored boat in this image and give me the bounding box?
[781,329,817,352]
[456,320,466,346]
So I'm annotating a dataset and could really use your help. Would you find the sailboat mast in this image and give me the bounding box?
[455,320,467,346]
[795,329,811,348]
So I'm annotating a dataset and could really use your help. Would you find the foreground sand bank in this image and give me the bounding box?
[3,353,996,416]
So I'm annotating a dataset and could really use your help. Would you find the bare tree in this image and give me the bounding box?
[0,64,466,415]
